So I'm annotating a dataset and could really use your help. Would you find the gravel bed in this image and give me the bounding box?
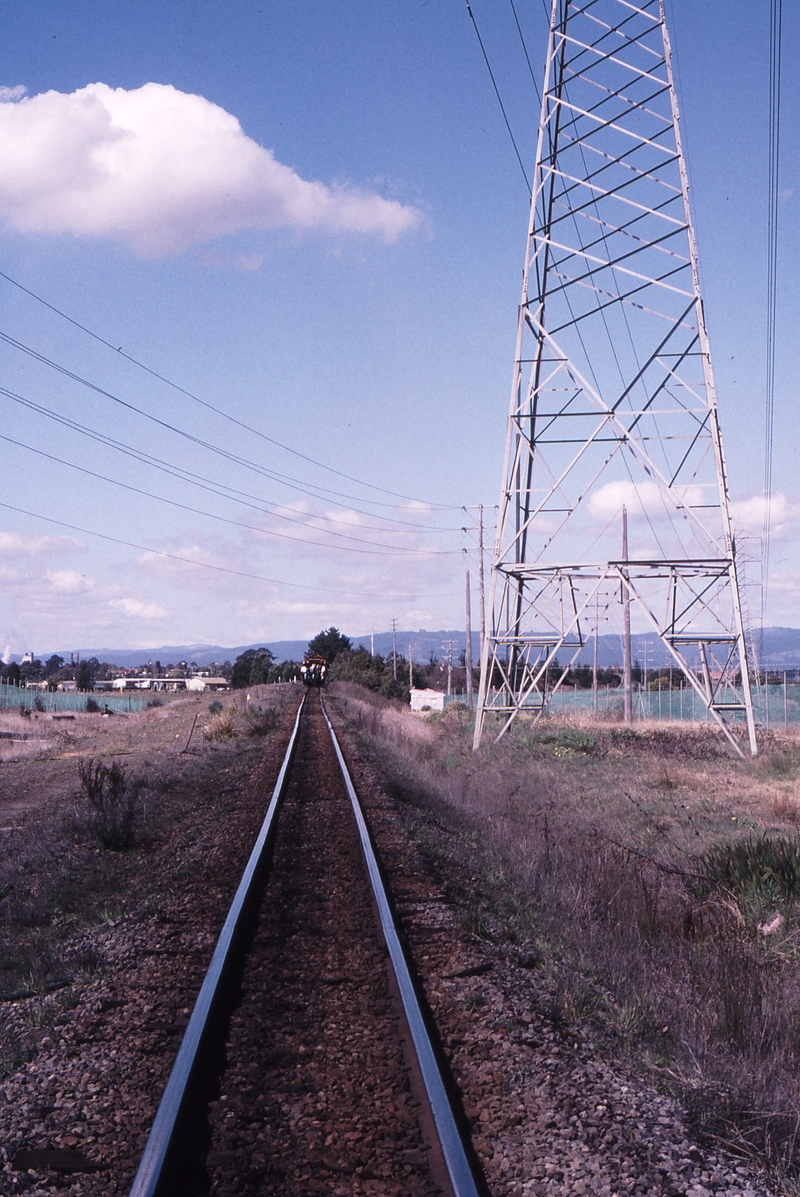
[205,694,438,1195]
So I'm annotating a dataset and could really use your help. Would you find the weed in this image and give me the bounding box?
[205,708,237,740]
[458,902,491,940]
[246,707,277,737]
[767,750,799,778]
[462,993,488,1009]
[208,700,223,715]
[771,790,800,825]
[25,997,56,1029]
[700,835,800,902]
[71,945,103,976]
[78,758,142,850]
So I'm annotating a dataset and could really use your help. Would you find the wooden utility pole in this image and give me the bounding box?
[465,569,474,708]
[391,618,398,681]
[622,506,632,725]
[447,639,453,697]
[409,643,413,694]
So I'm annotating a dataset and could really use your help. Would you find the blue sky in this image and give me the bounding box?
[0,0,796,656]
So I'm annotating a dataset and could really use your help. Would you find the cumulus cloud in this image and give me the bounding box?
[0,82,422,256]
[586,480,704,522]
[46,569,95,594]
[731,493,800,541]
[0,531,85,557]
[111,597,168,619]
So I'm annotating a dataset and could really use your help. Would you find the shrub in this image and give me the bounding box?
[85,697,100,714]
[245,707,277,737]
[78,758,142,850]
[205,708,237,741]
[34,696,45,713]
[208,700,223,715]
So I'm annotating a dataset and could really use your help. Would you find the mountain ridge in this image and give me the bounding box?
[9,626,800,670]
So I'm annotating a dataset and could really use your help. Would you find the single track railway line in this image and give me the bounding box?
[129,689,482,1197]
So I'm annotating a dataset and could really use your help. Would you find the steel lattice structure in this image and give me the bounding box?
[473,0,757,756]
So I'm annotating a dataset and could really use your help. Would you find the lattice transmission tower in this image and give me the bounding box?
[473,0,757,756]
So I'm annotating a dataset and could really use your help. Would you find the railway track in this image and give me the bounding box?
[129,689,483,1197]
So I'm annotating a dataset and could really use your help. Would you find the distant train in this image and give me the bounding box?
[300,654,327,687]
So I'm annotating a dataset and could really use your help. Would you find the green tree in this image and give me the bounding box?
[248,648,275,685]
[231,648,275,688]
[307,627,352,665]
[76,660,94,691]
[45,654,64,676]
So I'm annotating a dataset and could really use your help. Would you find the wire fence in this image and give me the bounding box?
[0,682,156,714]
[538,681,800,728]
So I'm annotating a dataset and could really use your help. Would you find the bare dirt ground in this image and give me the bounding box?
[0,696,211,822]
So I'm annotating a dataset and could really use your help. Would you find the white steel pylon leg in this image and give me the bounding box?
[473,0,757,756]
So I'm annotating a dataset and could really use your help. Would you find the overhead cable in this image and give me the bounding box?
[0,386,460,540]
[763,0,782,624]
[0,267,459,510]
[465,0,531,195]
[0,328,452,520]
[0,431,457,557]
[0,500,460,602]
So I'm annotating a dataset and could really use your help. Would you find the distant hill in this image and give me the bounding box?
[13,626,800,670]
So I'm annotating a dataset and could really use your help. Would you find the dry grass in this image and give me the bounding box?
[332,683,800,1181]
[0,685,296,1010]
[0,712,59,763]
[204,707,238,741]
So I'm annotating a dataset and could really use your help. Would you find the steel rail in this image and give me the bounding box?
[320,697,481,1197]
[128,692,307,1197]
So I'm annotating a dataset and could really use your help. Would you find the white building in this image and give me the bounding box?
[409,688,446,713]
[186,676,229,692]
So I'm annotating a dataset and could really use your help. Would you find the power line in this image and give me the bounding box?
[0,327,456,520]
[763,0,782,624]
[508,0,542,106]
[0,430,458,557]
[0,383,457,535]
[465,0,531,196]
[0,267,460,510]
[0,499,461,602]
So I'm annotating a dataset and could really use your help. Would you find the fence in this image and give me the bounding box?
[0,682,156,714]
[530,680,800,728]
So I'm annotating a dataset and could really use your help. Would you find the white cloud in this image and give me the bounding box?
[0,86,26,102]
[0,531,85,557]
[111,597,168,619]
[586,480,704,522]
[46,569,95,594]
[731,493,800,541]
[0,82,422,256]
